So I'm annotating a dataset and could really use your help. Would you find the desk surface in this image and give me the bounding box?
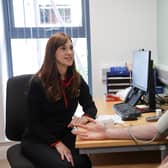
[76,99,168,150]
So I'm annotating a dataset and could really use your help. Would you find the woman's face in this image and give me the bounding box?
[55,39,74,69]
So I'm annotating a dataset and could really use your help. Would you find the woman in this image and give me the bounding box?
[21,32,97,168]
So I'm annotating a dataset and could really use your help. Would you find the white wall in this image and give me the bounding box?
[89,0,157,98]
[158,0,168,66]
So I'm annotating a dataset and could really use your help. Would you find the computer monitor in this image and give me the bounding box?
[126,49,156,111]
[132,50,150,92]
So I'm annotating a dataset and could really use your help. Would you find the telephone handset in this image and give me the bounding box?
[124,87,144,106]
[124,86,135,103]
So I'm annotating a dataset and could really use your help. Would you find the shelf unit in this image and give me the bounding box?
[106,76,131,94]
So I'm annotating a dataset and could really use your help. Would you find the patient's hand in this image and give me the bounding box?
[67,115,90,128]
[71,117,106,140]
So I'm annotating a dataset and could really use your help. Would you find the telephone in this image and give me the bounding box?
[117,86,144,106]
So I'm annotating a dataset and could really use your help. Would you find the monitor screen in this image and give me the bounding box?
[132,50,151,92]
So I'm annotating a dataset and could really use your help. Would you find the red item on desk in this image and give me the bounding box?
[105,94,121,102]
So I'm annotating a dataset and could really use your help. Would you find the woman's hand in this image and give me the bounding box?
[67,115,90,128]
[54,141,74,166]
[71,117,107,140]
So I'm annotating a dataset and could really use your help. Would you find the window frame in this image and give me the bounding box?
[3,0,92,90]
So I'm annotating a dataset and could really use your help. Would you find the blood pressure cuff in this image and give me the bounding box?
[156,111,168,136]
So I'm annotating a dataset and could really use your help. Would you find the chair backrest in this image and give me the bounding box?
[6,74,32,141]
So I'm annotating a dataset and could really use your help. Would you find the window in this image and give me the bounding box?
[39,6,71,25]
[3,0,92,86]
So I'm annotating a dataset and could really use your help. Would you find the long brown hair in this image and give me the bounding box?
[37,32,80,101]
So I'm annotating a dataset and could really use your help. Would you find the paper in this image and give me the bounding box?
[96,114,124,124]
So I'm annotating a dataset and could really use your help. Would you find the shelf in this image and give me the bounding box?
[106,75,131,94]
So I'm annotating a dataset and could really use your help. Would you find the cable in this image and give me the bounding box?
[128,126,159,144]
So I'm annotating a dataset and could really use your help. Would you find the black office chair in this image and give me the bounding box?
[5,74,35,168]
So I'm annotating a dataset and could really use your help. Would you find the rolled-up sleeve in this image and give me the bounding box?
[156,111,168,136]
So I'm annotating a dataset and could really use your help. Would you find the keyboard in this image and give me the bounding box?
[113,103,141,121]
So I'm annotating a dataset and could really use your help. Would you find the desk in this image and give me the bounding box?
[76,99,168,160]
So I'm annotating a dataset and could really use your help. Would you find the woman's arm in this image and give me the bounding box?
[67,76,97,128]
[78,76,97,118]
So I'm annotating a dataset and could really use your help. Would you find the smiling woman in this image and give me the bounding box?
[20,32,97,168]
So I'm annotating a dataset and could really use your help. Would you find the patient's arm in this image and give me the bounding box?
[72,117,158,140]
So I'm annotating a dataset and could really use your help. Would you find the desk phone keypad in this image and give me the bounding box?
[113,103,141,121]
